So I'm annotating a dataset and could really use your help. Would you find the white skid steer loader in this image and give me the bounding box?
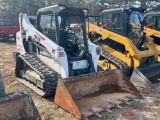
[14,5,141,119]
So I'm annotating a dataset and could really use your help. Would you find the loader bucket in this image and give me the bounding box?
[130,62,160,90]
[0,90,41,120]
[54,69,141,119]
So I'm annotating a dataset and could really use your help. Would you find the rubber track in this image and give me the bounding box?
[19,54,59,97]
[101,51,131,75]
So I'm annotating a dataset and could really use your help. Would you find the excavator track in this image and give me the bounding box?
[101,51,131,76]
[17,54,59,97]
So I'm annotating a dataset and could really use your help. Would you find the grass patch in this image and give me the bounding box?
[45,115,52,120]
[5,85,13,94]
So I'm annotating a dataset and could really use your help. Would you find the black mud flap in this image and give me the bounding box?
[130,62,160,89]
[0,90,41,120]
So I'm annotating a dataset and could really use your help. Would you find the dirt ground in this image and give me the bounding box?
[0,40,160,120]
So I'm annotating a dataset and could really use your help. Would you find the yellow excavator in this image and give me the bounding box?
[0,71,41,120]
[87,7,160,90]
[14,5,141,119]
[143,12,160,60]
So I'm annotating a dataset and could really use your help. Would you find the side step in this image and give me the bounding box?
[17,78,46,96]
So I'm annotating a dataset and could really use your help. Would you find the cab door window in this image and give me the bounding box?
[144,16,156,29]
[102,12,124,35]
[39,12,57,43]
[129,11,143,45]
[157,16,160,30]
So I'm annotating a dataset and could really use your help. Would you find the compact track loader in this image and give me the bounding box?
[0,71,41,120]
[144,12,160,60]
[87,7,160,90]
[14,5,141,119]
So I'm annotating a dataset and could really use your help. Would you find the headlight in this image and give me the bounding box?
[96,47,102,55]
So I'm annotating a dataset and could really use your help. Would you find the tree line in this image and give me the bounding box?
[0,0,158,25]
